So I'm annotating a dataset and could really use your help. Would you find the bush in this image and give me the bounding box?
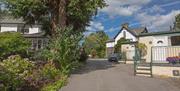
[79,48,88,63]
[0,55,34,91]
[41,75,68,91]
[40,27,83,75]
[23,61,61,91]
[40,62,61,80]
[0,32,30,60]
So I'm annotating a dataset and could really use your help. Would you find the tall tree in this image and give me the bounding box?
[83,31,108,58]
[175,14,180,29]
[2,0,106,35]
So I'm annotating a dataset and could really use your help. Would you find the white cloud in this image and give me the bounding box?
[107,27,120,33]
[136,10,180,32]
[86,21,104,31]
[101,0,151,16]
[149,5,165,13]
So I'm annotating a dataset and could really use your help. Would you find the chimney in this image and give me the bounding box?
[121,23,129,29]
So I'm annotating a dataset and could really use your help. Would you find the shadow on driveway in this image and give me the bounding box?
[72,59,117,74]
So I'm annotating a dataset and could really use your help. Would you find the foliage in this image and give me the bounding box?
[79,48,88,63]
[114,38,131,53]
[0,32,30,60]
[40,62,61,80]
[83,31,108,58]
[41,75,68,91]
[40,27,83,75]
[136,43,147,57]
[0,55,34,91]
[2,0,106,34]
[175,14,180,29]
[23,61,61,91]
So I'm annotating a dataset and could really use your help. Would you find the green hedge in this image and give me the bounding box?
[0,32,30,60]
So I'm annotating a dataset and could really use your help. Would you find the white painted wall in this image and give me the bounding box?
[152,36,169,46]
[0,26,41,34]
[28,27,39,34]
[106,42,115,48]
[1,27,17,32]
[115,29,137,44]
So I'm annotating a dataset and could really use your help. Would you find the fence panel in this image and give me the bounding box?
[152,46,180,63]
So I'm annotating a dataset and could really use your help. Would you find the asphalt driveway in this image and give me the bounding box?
[60,59,180,91]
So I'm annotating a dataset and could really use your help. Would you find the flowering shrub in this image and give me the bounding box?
[166,56,180,64]
[0,55,34,91]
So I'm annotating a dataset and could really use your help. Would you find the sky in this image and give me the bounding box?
[85,0,180,39]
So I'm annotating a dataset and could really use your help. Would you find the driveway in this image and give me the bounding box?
[60,59,180,91]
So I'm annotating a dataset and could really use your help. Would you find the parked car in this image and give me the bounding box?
[108,53,121,62]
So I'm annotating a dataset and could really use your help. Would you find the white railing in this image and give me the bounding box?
[152,46,180,63]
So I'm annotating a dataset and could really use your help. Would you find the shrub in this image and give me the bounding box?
[114,38,131,53]
[40,27,83,75]
[23,61,61,91]
[41,75,68,91]
[0,32,30,60]
[40,62,61,79]
[79,48,88,63]
[137,43,147,57]
[0,55,34,90]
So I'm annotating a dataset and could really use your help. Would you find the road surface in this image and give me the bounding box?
[60,59,180,91]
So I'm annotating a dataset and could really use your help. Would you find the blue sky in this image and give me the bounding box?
[85,0,180,39]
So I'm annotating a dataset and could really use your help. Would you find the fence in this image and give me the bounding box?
[152,46,180,63]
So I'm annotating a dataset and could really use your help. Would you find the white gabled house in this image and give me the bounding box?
[0,16,48,51]
[106,23,148,57]
[106,23,180,63]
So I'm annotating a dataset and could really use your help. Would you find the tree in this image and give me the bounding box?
[2,0,106,35]
[83,31,108,58]
[137,43,147,57]
[175,14,180,29]
[114,38,130,53]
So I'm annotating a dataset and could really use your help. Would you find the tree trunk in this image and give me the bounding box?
[48,0,68,36]
[57,0,67,29]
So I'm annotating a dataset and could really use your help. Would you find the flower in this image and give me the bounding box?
[166,56,180,64]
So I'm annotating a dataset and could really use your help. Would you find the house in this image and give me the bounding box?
[138,30,180,63]
[106,23,148,58]
[0,16,48,51]
[106,23,180,63]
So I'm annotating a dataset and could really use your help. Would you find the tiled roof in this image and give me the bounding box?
[139,30,180,36]
[129,27,148,36]
[114,27,148,39]
[0,16,24,24]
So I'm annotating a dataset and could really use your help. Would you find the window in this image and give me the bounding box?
[38,40,42,49]
[157,40,163,44]
[24,29,29,34]
[123,31,126,38]
[171,36,180,46]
